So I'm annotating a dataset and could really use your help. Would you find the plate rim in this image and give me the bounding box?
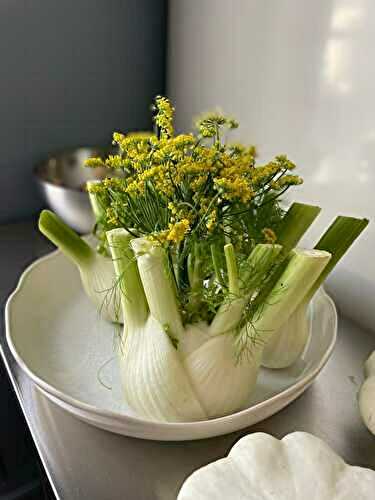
[6,248,338,433]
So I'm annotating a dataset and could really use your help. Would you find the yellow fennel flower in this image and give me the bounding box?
[214,177,253,203]
[155,96,174,138]
[167,219,190,243]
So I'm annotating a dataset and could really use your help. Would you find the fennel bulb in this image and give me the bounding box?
[262,216,369,369]
[39,210,122,323]
[262,301,310,369]
[108,228,330,422]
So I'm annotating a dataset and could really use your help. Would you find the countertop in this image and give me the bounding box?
[1,220,374,500]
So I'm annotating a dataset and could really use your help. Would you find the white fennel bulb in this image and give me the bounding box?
[118,313,206,421]
[262,216,369,369]
[39,210,122,323]
[262,301,310,369]
[108,228,330,422]
[358,351,375,435]
[182,333,260,418]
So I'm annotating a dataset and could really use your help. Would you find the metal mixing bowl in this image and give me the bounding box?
[34,147,111,233]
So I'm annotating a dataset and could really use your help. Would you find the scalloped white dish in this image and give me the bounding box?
[177,432,375,499]
[6,249,337,441]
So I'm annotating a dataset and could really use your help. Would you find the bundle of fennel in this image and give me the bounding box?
[39,97,368,422]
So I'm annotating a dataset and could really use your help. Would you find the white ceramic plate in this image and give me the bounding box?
[6,249,337,441]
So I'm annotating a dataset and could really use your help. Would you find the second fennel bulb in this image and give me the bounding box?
[39,210,122,323]
[262,301,310,369]
[262,216,369,369]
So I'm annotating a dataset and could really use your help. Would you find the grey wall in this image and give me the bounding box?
[0,0,167,222]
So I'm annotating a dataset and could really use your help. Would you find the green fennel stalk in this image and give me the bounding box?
[39,209,94,267]
[106,229,148,326]
[262,215,369,369]
[237,248,331,355]
[39,210,123,323]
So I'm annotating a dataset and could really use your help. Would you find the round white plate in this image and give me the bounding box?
[6,249,337,441]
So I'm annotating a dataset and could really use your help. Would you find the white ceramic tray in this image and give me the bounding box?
[6,249,337,441]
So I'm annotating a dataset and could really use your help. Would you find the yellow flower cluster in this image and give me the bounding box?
[113,131,155,151]
[105,155,128,169]
[166,219,190,243]
[85,97,303,249]
[84,97,305,326]
[106,207,120,226]
[215,177,253,204]
[154,218,191,244]
[190,174,208,191]
[206,210,217,232]
[271,174,303,190]
[154,96,174,138]
[153,135,195,163]
[195,112,239,138]
[85,157,105,168]
[228,143,257,158]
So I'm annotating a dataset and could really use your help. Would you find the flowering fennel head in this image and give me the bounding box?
[86,96,303,329]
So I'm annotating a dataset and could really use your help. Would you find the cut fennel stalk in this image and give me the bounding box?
[87,180,104,221]
[209,243,283,336]
[108,226,331,422]
[38,210,122,323]
[250,202,321,313]
[262,216,369,369]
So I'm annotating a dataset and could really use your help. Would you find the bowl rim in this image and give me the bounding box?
[5,248,338,431]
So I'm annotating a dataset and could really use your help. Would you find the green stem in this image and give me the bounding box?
[224,243,239,296]
[187,250,195,289]
[305,215,369,301]
[241,243,283,290]
[250,202,321,312]
[242,249,331,351]
[38,210,94,268]
[210,243,282,335]
[131,238,184,340]
[210,243,226,287]
[191,242,203,291]
[87,180,105,221]
[277,202,321,256]
[106,229,148,326]
[187,242,205,308]
[186,243,205,315]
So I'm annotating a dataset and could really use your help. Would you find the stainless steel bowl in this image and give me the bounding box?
[34,147,111,233]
